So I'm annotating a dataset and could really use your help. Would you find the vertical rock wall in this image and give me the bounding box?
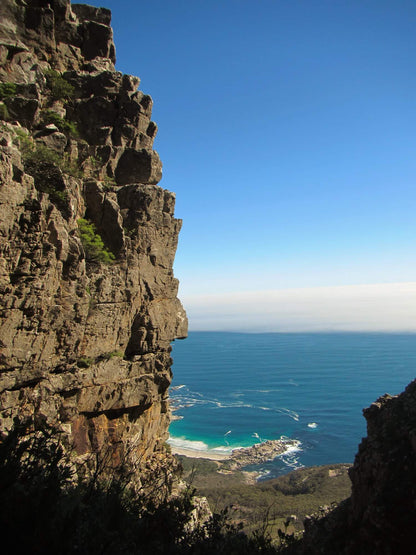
[0,0,187,491]
[296,380,416,554]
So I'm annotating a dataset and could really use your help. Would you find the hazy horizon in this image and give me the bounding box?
[86,0,416,330]
[182,282,416,332]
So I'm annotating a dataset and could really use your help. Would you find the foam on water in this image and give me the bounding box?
[211,445,243,453]
[169,332,416,475]
[167,437,209,452]
[168,436,243,454]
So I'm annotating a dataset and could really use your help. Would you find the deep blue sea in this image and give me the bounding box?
[168,332,416,479]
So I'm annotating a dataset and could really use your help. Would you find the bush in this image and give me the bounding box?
[76,357,93,368]
[0,82,17,101]
[42,109,78,137]
[0,102,9,121]
[14,133,70,215]
[13,127,33,153]
[101,350,124,360]
[0,421,282,554]
[44,69,75,101]
[15,127,81,175]
[78,218,116,264]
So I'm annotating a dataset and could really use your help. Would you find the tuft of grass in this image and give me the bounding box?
[77,218,115,265]
[107,350,124,359]
[76,357,94,368]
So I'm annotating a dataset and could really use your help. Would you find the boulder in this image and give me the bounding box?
[115,148,162,185]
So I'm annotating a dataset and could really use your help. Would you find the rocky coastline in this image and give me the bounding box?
[226,438,299,470]
[171,438,299,471]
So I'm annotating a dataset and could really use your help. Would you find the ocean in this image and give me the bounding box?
[168,332,416,479]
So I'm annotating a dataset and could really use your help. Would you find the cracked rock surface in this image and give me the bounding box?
[0,0,187,492]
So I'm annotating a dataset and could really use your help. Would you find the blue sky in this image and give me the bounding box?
[86,0,416,330]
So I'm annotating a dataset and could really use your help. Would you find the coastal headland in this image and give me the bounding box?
[170,438,300,468]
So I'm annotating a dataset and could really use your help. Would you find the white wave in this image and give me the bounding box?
[282,441,302,455]
[276,407,300,421]
[171,384,186,390]
[213,401,254,409]
[171,395,209,408]
[277,440,304,470]
[255,468,272,480]
[308,422,318,429]
[211,445,243,453]
[167,437,209,452]
[170,415,183,421]
[242,389,274,394]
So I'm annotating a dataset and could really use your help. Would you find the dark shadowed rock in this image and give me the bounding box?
[115,148,163,185]
[72,4,112,25]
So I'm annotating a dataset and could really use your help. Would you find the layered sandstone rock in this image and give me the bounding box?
[295,380,416,554]
[0,0,187,494]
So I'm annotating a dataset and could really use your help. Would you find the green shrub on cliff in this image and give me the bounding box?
[41,109,78,137]
[0,82,17,101]
[14,128,80,177]
[0,103,9,121]
[78,218,115,264]
[44,69,74,101]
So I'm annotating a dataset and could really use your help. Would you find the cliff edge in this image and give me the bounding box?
[0,0,187,494]
[293,379,416,554]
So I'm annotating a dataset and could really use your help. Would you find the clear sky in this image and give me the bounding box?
[86,0,416,331]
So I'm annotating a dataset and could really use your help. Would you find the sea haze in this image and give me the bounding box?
[169,332,416,479]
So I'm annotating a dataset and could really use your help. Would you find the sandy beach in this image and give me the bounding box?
[170,445,231,461]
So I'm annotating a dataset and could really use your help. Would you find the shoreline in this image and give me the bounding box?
[170,445,231,461]
[169,437,301,468]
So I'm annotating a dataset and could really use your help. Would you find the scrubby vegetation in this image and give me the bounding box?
[78,218,116,264]
[77,351,124,368]
[12,128,83,215]
[0,422,285,554]
[44,69,75,101]
[76,357,94,368]
[14,127,80,177]
[41,109,78,137]
[0,82,17,101]
[14,131,69,213]
[178,455,351,541]
[0,103,9,121]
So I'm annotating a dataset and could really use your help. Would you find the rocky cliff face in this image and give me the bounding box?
[0,0,187,493]
[296,379,416,554]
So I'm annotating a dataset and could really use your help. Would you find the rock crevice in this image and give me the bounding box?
[0,0,187,493]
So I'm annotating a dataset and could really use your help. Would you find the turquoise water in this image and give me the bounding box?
[169,332,416,478]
